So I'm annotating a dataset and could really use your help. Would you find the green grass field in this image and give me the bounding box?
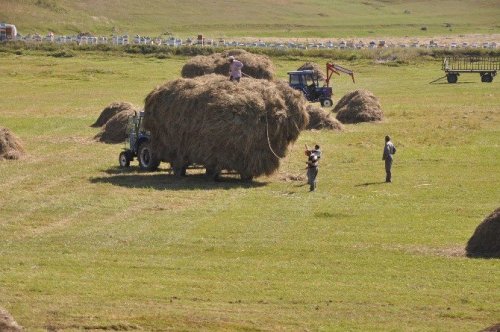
[2,0,500,38]
[0,50,498,331]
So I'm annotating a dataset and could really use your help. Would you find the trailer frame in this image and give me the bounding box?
[442,56,499,83]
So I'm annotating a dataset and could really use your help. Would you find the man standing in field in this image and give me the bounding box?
[306,148,319,192]
[382,135,396,183]
[228,55,243,82]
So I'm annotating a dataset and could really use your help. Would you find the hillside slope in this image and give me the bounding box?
[1,0,500,38]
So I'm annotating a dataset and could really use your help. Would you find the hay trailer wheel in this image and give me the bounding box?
[138,141,160,171]
[119,150,132,168]
[320,98,333,107]
[446,73,458,83]
[480,72,493,83]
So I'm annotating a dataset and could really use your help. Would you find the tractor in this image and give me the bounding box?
[118,111,160,171]
[288,62,355,107]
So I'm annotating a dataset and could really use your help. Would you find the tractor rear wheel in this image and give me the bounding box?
[447,73,458,83]
[119,151,132,168]
[138,141,160,171]
[320,98,333,107]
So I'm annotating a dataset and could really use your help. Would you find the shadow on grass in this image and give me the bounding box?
[355,181,387,187]
[90,166,267,190]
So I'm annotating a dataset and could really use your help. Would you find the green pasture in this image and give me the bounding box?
[0,51,499,331]
[2,0,500,37]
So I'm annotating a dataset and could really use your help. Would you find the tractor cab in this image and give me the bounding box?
[288,70,333,107]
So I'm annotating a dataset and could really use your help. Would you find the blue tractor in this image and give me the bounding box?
[118,111,160,171]
[288,62,355,107]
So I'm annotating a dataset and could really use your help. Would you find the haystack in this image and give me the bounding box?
[0,307,22,332]
[181,49,275,80]
[466,208,500,258]
[306,104,344,130]
[91,102,137,127]
[143,74,308,179]
[94,109,136,144]
[334,89,383,124]
[298,62,326,80]
[0,127,25,160]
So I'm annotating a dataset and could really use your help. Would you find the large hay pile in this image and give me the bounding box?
[306,104,344,131]
[94,108,136,144]
[0,127,25,160]
[144,74,308,179]
[466,208,500,258]
[297,62,326,80]
[0,307,22,332]
[181,49,275,80]
[91,102,136,127]
[334,89,383,124]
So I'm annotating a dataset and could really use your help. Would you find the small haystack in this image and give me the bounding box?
[466,208,500,258]
[297,62,326,80]
[94,109,136,144]
[334,89,383,124]
[181,49,275,80]
[144,74,308,179]
[306,104,344,131]
[0,127,25,160]
[0,307,22,332]
[91,102,137,127]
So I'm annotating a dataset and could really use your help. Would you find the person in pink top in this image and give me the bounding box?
[228,55,244,82]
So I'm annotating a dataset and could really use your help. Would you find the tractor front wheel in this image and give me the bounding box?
[320,98,333,107]
[119,151,132,168]
[138,141,160,171]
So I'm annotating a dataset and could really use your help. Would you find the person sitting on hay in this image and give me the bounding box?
[228,55,244,82]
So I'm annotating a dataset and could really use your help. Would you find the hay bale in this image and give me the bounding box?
[181,49,275,80]
[94,109,136,144]
[0,127,25,160]
[91,102,137,127]
[306,104,344,130]
[334,89,383,124]
[466,208,500,258]
[143,74,308,179]
[0,307,22,332]
[297,62,326,80]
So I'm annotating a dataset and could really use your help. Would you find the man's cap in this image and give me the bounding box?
[228,55,235,61]
[385,135,391,141]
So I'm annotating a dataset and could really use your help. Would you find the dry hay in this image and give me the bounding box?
[297,62,326,80]
[466,208,500,258]
[0,307,22,332]
[181,49,275,80]
[144,74,308,179]
[334,89,383,124]
[306,104,344,131]
[480,323,500,332]
[0,127,25,160]
[94,109,136,144]
[91,102,137,127]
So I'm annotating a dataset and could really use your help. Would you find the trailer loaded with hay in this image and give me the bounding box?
[136,74,308,180]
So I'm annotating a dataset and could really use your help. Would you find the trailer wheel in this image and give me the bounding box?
[320,98,333,107]
[481,73,493,83]
[447,74,458,84]
[119,151,132,168]
[138,141,160,171]
[205,167,220,181]
[240,174,254,182]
